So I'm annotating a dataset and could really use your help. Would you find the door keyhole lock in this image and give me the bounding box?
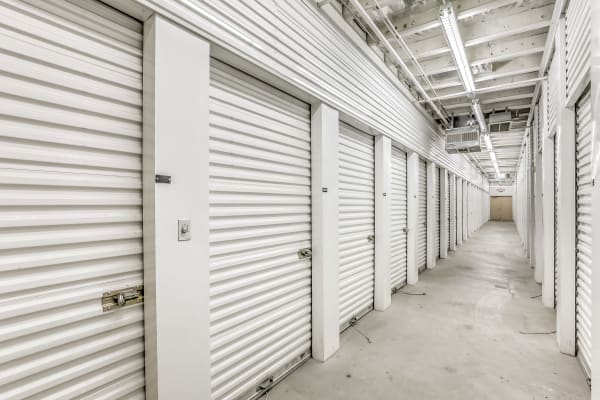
[178,219,191,241]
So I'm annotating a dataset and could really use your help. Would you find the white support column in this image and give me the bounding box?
[555,18,576,355]
[542,106,556,309]
[457,178,463,247]
[143,16,210,400]
[440,168,449,259]
[449,174,457,251]
[463,180,468,243]
[310,102,340,362]
[591,0,600,395]
[528,133,536,268]
[426,161,436,268]
[374,135,392,310]
[407,152,419,284]
[534,121,544,284]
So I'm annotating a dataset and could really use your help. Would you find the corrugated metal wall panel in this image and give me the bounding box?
[435,166,441,259]
[338,123,375,329]
[575,89,592,378]
[390,147,408,290]
[135,0,486,186]
[565,0,591,99]
[417,159,427,271]
[0,1,145,398]
[209,60,312,400]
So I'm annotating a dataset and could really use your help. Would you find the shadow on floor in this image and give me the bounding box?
[267,222,590,400]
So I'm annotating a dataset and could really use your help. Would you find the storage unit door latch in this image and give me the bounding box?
[298,248,312,259]
[102,285,144,312]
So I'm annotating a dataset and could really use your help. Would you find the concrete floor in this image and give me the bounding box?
[269,222,590,400]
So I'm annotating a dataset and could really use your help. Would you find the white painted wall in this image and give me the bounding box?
[489,186,513,196]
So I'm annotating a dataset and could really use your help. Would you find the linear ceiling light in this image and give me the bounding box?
[489,151,501,177]
[440,5,475,94]
[471,99,487,133]
[483,135,493,151]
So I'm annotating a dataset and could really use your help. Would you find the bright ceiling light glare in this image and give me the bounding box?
[489,151,501,177]
[483,135,493,151]
[471,99,487,133]
[440,5,475,94]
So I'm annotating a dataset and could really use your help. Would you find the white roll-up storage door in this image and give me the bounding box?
[209,60,312,400]
[554,133,559,308]
[417,159,427,271]
[390,147,408,290]
[455,182,459,243]
[339,123,375,329]
[575,89,592,378]
[450,176,456,248]
[548,57,560,136]
[565,0,591,99]
[435,167,441,259]
[446,178,451,250]
[0,1,145,398]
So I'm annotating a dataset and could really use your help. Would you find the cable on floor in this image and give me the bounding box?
[349,319,372,344]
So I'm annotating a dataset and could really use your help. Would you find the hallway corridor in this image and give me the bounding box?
[269,222,590,400]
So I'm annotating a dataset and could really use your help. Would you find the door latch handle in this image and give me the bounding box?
[102,285,144,312]
[367,235,375,242]
[298,248,312,259]
[402,227,409,233]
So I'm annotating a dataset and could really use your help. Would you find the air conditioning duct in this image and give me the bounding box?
[445,126,482,153]
[488,111,512,133]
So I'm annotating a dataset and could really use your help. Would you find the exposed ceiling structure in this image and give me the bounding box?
[335,0,557,183]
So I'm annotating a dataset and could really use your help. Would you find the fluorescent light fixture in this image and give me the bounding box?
[440,5,475,94]
[483,135,493,151]
[471,99,487,133]
[489,151,501,177]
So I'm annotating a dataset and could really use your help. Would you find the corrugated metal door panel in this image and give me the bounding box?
[417,159,427,271]
[565,0,591,99]
[454,181,458,246]
[575,89,592,378]
[548,57,560,135]
[209,60,312,400]
[449,177,456,248]
[554,133,559,308]
[435,167,441,259]
[446,178,451,250]
[338,123,375,329]
[0,1,145,399]
[390,147,408,290]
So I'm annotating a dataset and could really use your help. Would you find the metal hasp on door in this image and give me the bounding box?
[102,285,144,312]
